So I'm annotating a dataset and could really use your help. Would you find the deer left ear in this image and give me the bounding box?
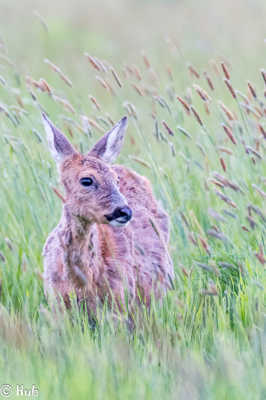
[88,117,127,163]
[42,112,76,164]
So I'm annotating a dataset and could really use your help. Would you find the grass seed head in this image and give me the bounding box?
[84,53,102,71]
[224,79,236,99]
[110,67,123,88]
[221,62,230,80]
[219,102,236,121]
[187,63,200,79]
[203,71,215,90]
[247,81,257,98]
[191,106,203,126]
[162,120,174,136]
[260,68,266,85]
[89,96,101,112]
[176,96,191,114]
[221,124,237,144]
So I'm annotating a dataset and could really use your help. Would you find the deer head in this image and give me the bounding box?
[42,113,132,226]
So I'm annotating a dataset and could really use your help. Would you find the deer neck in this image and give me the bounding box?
[62,205,94,244]
[60,205,98,288]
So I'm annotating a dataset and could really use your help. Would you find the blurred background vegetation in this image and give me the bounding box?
[0,1,265,399]
[2,0,266,74]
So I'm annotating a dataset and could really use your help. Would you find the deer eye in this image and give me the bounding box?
[80,177,93,187]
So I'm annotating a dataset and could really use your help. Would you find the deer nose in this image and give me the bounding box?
[105,206,132,224]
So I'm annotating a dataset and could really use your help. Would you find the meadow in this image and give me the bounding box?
[0,0,265,398]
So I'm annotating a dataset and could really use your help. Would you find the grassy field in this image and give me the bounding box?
[0,0,265,398]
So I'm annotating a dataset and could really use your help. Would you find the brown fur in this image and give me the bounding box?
[42,116,174,317]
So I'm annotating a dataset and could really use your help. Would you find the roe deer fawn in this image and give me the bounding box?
[42,113,174,316]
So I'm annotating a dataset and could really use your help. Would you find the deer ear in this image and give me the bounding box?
[42,112,76,163]
[89,117,127,163]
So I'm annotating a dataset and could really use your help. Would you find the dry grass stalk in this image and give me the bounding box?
[215,190,237,208]
[131,65,142,81]
[207,229,228,242]
[218,101,236,121]
[213,172,242,192]
[245,145,262,160]
[246,216,256,230]
[203,71,215,91]
[199,236,211,255]
[110,67,122,88]
[221,124,237,144]
[180,212,190,228]
[193,84,210,101]
[208,208,226,222]
[52,187,66,203]
[224,79,236,99]
[131,83,144,96]
[255,245,265,265]
[44,58,72,87]
[240,103,262,120]
[188,232,198,246]
[182,267,189,278]
[257,123,266,138]
[162,120,174,136]
[195,262,214,273]
[53,95,75,114]
[209,179,224,189]
[248,204,266,223]
[39,78,52,95]
[177,126,192,139]
[247,81,257,99]
[84,53,102,71]
[191,106,203,126]
[96,75,109,90]
[89,96,101,112]
[217,146,233,155]
[187,63,200,79]
[254,106,264,118]
[87,118,105,132]
[176,96,190,114]
[0,252,6,263]
[0,75,6,86]
[106,114,115,125]
[4,238,13,251]
[252,184,266,199]
[26,76,52,94]
[142,52,151,69]
[261,69,266,85]
[128,156,151,169]
[236,90,250,104]
[123,102,137,119]
[96,76,115,95]
[204,102,210,115]
[0,102,9,116]
[221,62,230,79]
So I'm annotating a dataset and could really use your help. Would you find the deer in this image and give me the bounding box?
[42,113,174,320]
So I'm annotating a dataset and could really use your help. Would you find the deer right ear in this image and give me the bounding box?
[88,117,127,163]
[42,113,76,163]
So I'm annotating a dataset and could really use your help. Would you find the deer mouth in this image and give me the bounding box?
[104,206,132,226]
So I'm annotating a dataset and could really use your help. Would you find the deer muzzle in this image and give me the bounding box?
[104,206,132,226]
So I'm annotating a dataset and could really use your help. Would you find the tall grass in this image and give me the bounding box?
[0,1,265,398]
